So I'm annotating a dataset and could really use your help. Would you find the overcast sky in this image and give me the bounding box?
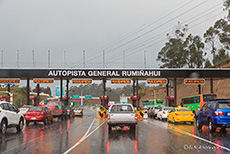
[0,0,226,95]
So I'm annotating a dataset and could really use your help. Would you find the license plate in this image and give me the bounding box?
[228,113,230,116]
[183,115,188,117]
[31,117,36,120]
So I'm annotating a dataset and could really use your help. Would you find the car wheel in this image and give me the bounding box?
[160,116,162,121]
[130,125,136,132]
[44,118,48,125]
[108,125,112,132]
[50,118,53,124]
[208,119,216,133]
[1,119,7,134]
[196,118,202,129]
[16,118,24,132]
[191,122,194,125]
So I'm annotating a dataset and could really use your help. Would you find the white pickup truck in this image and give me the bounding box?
[107,104,137,132]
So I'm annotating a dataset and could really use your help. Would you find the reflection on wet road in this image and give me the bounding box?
[1,109,230,154]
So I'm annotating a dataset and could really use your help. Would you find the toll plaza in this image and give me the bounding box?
[0,68,229,110]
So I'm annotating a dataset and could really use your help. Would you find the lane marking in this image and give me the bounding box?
[63,119,107,154]
[149,120,230,152]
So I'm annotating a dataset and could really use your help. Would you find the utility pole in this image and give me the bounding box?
[64,51,66,68]
[17,50,19,68]
[48,50,50,68]
[83,50,85,68]
[123,50,125,69]
[103,50,105,68]
[144,50,146,68]
[1,50,3,67]
[32,50,35,68]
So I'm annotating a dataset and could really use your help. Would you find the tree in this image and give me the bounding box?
[214,48,229,64]
[185,34,205,68]
[204,59,212,68]
[157,23,188,68]
[203,26,219,64]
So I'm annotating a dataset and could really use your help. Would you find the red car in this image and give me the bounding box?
[25,106,53,125]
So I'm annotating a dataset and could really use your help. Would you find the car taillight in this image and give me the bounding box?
[68,110,70,113]
[191,114,194,116]
[175,113,180,116]
[41,112,44,115]
[80,110,82,113]
[107,116,110,120]
[215,111,224,116]
[135,116,138,120]
[163,111,165,114]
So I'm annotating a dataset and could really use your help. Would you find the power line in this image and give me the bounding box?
[86,0,210,63]
[105,3,222,62]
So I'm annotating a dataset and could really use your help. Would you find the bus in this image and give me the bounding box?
[181,93,218,114]
[144,99,165,108]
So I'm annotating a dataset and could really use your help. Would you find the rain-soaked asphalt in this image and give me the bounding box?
[1,109,230,154]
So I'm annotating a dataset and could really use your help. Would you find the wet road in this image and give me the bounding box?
[1,109,230,154]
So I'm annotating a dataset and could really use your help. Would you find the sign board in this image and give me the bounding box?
[85,95,92,99]
[184,78,205,85]
[120,96,128,104]
[147,79,167,84]
[72,95,80,99]
[33,78,54,83]
[111,79,131,84]
[55,87,64,97]
[0,79,20,83]
[72,79,92,84]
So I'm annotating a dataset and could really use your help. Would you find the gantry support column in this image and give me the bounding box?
[210,78,213,93]
[174,78,177,107]
[60,78,63,101]
[27,78,30,105]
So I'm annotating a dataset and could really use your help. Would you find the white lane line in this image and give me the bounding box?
[63,119,107,154]
[149,120,230,152]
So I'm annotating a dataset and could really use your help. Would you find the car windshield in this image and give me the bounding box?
[111,105,133,112]
[217,102,230,109]
[29,107,43,111]
[164,107,174,110]
[21,106,31,108]
[177,109,190,112]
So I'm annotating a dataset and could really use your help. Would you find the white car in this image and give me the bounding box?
[0,101,25,134]
[156,107,174,121]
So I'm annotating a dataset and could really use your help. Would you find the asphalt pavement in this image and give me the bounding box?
[0,109,230,154]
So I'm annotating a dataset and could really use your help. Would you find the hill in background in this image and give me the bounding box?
[140,58,230,106]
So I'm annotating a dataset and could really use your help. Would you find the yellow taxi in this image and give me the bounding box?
[167,107,194,124]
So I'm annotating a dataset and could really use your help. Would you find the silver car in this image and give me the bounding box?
[74,107,83,116]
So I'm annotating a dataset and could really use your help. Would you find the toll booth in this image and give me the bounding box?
[166,96,175,107]
[100,96,109,109]
[131,96,140,107]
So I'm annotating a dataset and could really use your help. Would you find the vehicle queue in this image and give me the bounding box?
[145,93,230,133]
[0,100,84,134]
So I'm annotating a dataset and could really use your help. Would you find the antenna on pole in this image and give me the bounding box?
[17,50,19,68]
[144,50,146,68]
[64,51,66,68]
[1,50,3,67]
[103,50,105,68]
[48,50,50,68]
[83,50,85,68]
[32,50,35,68]
[123,50,125,69]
